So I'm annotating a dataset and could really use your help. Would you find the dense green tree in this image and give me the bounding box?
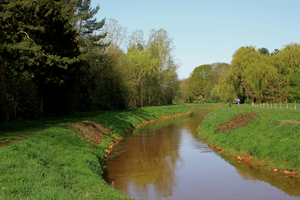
[210,84,221,102]
[217,43,300,104]
[147,28,178,105]
[187,64,214,101]
[70,0,116,111]
[0,0,81,120]
[243,52,277,103]
[75,0,107,52]
[275,43,300,103]
[211,62,230,84]
[124,49,158,107]
[218,67,236,101]
[221,46,278,103]
[0,7,181,121]
[287,69,300,102]
[176,78,189,103]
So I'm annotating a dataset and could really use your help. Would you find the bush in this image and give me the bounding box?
[244,99,252,104]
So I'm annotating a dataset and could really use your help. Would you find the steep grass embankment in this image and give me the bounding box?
[199,104,300,177]
[0,104,191,200]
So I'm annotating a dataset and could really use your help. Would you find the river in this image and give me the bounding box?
[104,111,300,200]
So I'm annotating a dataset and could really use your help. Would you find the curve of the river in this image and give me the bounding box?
[104,111,300,200]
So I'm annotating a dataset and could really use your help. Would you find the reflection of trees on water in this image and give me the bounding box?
[106,116,185,198]
[218,153,300,197]
[129,124,183,198]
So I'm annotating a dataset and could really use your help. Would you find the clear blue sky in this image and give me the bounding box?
[91,0,300,79]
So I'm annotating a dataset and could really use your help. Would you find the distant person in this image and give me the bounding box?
[237,98,240,107]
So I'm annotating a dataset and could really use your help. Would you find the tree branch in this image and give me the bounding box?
[17,31,30,40]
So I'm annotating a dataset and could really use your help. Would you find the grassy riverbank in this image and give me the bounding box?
[185,102,226,109]
[0,104,191,199]
[198,103,300,176]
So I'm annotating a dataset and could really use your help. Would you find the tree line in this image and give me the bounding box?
[0,0,179,122]
[183,44,300,104]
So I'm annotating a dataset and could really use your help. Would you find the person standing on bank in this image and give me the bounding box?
[237,98,240,107]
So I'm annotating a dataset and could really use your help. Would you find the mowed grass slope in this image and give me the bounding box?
[199,104,300,174]
[0,104,191,199]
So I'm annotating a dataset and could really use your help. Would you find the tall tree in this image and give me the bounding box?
[187,64,214,101]
[101,18,127,51]
[75,0,107,52]
[127,29,145,52]
[72,0,111,111]
[124,49,158,108]
[147,28,178,105]
[0,0,81,119]
[275,43,300,103]
[243,52,276,103]
[211,62,230,84]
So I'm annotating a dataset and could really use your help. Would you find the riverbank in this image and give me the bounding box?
[0,104,191,199]
[198,103,300,177]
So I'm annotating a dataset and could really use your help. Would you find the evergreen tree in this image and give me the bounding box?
[73,0,115,111]
[0,0,81,120]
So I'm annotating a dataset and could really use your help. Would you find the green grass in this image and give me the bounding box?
[199,104,300,174]
[0,104,191,199]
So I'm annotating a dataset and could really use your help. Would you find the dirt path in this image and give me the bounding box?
[0,125,55,150]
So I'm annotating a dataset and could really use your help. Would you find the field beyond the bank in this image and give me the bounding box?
[0,104,191,200]
[198,103,300,175]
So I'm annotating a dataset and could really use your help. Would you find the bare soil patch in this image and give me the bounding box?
[214,112,258,135]
[67,121,112,147]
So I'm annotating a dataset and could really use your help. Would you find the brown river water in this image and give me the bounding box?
[104,111,300,200]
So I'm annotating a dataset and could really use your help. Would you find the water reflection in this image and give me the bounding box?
[105,114,190,199]
[104,111,300,200]
[218,153,300,197]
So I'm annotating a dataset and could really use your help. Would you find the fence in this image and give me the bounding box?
[251,102,299,110]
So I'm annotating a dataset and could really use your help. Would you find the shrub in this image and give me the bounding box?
[244,99,252,104]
